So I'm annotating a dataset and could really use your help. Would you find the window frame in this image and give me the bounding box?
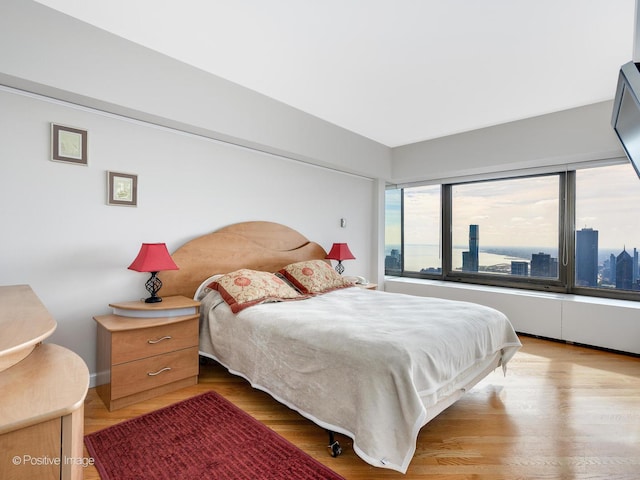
[385,167,640,302]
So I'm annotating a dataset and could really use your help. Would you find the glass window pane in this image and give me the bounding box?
[451,176,559,278]
[403,185,441,273]
[575,163,640,292]
[385,188,402,273]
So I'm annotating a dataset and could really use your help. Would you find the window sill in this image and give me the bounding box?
[384,276,640,308]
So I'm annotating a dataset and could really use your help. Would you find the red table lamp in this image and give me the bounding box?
[128,243,179,303]
[325,243,355,274]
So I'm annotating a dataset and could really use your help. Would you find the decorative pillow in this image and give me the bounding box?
[209,269,304,313]
[278,260,354,295]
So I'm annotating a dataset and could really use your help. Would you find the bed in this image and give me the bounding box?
[159,221,521,474]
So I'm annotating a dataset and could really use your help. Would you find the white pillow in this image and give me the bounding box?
[194,274,223,301]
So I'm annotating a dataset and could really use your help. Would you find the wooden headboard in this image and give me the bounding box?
[158,221,328,299]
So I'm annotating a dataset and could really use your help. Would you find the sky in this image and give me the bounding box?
[575,163,640,249]
[386,162,640,252]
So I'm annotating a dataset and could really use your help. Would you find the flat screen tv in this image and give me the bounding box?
[612,61,640,179]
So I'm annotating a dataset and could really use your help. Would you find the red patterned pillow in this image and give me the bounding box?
[278,260,353,295]
[210,269,304,313]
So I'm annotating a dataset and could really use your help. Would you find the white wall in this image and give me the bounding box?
[0,0,391,180]
[392,101,624,184]
[0,87,376,381]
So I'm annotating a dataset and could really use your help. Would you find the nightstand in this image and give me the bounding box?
[94,296,200,411]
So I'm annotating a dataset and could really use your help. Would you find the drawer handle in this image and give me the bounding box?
[148,336,172,344]
[147,367,171,376]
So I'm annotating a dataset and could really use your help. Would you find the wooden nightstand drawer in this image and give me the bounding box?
[111,317,198,365]
[94,295,201,411]
[111,346,199,400]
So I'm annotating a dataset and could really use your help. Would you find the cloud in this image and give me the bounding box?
[389,163,640,252]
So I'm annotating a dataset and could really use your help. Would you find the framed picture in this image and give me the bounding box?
[51,123,88,165]
[107,171,138,207]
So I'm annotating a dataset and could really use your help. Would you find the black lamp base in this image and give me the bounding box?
[335,261,345,275]
[144,272,163,303]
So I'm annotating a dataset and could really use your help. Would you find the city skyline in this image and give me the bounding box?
[575,226,639,289]
[386,225,640,291]
[460,223,561,278]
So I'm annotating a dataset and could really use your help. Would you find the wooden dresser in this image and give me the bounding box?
[0,285,89,480]
[94,295,200,411]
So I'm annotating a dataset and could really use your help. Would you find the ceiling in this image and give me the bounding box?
[35,0,637,148]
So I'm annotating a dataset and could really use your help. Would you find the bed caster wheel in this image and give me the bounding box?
[327,440,342,457]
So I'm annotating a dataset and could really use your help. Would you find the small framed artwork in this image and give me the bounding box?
[107,171,138,207]
[51,123,88,165]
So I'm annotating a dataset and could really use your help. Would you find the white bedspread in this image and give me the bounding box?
[199,287,521,473]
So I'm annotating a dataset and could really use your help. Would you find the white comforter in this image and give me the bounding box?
[199,287,521,473]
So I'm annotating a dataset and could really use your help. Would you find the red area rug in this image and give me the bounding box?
[85,391,345,480]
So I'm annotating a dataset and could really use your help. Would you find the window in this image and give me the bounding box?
[384,188,402,274]
[403,185,441,274]
[386,162,640,301]
[575,163,640,294]
[451,175,560,280]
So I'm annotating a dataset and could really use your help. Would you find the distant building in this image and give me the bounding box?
[462,224,479,272]
[609,253,616,283]
[511,261,529,276]
[385,248,402,271]
[616,248,633,290]
[576,228,598,286]
[420,267,442,274]
[531,252,557,278]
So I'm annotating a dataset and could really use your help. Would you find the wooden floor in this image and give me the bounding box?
[82,336,640,480]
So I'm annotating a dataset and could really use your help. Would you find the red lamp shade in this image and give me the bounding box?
[128,243,179,303]
[325,243,356,261]
[325,243,355,275]
[128,243,179,273]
